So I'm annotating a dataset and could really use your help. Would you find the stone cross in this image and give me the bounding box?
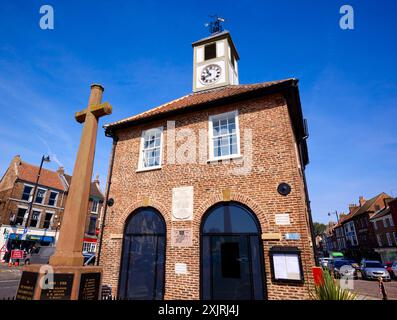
[50,84,112,266]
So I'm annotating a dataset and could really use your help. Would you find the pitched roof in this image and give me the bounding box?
[105,79,296,129]
[370,207,391,220]
[343,192,391,222]
[64,174,104,200]
[17,161,65,190]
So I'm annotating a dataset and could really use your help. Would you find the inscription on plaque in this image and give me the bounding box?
[171,228,193,247]
[78,273,101,300]
[40,273,74,300]
[16,271,38,300]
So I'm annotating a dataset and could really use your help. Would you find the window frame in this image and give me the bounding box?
[204,43,217,61]
[137,127,164,172]
[208,110,241,162]
[91,199,99,214]
[15,206,28,226]
[34,188,47,204]
[47,191,58,207]
[43,211,55,229]
[29,209,42,228]
[386,233,392,246]
[21,184,34,201]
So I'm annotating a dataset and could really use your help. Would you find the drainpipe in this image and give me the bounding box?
[96,128,118,266]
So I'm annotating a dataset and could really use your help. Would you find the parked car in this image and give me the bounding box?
[329,259,358,279]
[391,261,397,279]
[361,260,391,281]
[384,261,394,278]
[25,246,56,265]
[319,257,331,269]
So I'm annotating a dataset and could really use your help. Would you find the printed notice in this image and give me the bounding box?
[272,253,301,281]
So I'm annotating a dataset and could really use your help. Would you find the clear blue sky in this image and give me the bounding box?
[0,1,396,224]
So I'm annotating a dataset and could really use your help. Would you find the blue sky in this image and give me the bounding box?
[0,1,396,224]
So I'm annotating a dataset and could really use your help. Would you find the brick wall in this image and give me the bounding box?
[100,93,315,300]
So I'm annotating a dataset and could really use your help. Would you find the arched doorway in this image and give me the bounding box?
[118,207,166,299]
[201,202,266,300]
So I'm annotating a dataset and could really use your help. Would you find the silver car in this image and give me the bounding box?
[361,260,391,281]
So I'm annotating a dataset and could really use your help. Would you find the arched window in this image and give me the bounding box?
[118,207,166,300]
[201,202,266,300]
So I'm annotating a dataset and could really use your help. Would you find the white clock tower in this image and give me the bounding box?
[192,30,239,92]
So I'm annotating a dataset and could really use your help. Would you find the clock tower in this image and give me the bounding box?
[192,30,239,92]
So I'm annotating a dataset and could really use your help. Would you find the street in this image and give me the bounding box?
[0,264,21,299]
[349,279,397,300]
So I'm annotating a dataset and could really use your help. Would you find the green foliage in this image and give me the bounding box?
[313,222,327,236]
[310,269,357,300]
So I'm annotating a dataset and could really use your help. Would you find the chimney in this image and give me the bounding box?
[12,155,21,165]
[359,196,366,206]
[57,166,65,176]
[349,204,358,214]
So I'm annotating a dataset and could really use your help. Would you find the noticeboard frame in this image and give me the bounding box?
[269,246,305,284]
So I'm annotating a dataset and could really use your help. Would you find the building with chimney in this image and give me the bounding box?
[370,198,397,263]
[99,27,315,300]
[0,155,104,261]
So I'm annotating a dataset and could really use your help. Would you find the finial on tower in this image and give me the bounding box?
[204,15,225,34]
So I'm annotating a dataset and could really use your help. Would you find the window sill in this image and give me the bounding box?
[207,154,243,163]
[136,166,162,173]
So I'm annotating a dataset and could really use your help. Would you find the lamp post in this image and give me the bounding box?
[26,155,50,228]
[328,210,339,223]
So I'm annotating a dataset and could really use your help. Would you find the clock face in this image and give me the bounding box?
[200,64,222,85]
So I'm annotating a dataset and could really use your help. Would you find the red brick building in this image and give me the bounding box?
[370,198,397,263]
[340,193,391,261]
[0,155,104,259]
[98,30,315,300]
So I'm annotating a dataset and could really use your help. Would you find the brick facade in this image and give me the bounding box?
[0,156,104,252]
[99,91,315,300]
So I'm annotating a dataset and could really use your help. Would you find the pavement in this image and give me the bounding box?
[349,279,397,300]
[0,263,22,299]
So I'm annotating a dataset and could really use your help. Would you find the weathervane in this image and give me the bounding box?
[205,15,225,34]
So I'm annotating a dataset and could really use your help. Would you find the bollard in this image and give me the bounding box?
[378,277,388,300]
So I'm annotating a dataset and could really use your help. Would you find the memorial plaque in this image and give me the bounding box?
[40,273,74,300]
[172,186,193,221]
[15,271,38,300]
[171,228,193,247]
[78,272,101,300]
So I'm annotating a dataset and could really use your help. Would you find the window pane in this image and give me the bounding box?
[125,208,165,235]
[204,43,216,60]
[21,186,32,201]
[202,204,259,234]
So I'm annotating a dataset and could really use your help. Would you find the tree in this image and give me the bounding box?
[313,222,327,236]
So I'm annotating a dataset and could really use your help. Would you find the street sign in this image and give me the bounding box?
[11,249,24,259]
[0,244,8,253]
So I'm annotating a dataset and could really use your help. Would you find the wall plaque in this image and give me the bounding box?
[78,272,101,300]
[171,228,193,247]
[40,273,74,300]
[275,213,291,225]
[172,186,193,221]
[15,271,38,300]
[175,263,188,274]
